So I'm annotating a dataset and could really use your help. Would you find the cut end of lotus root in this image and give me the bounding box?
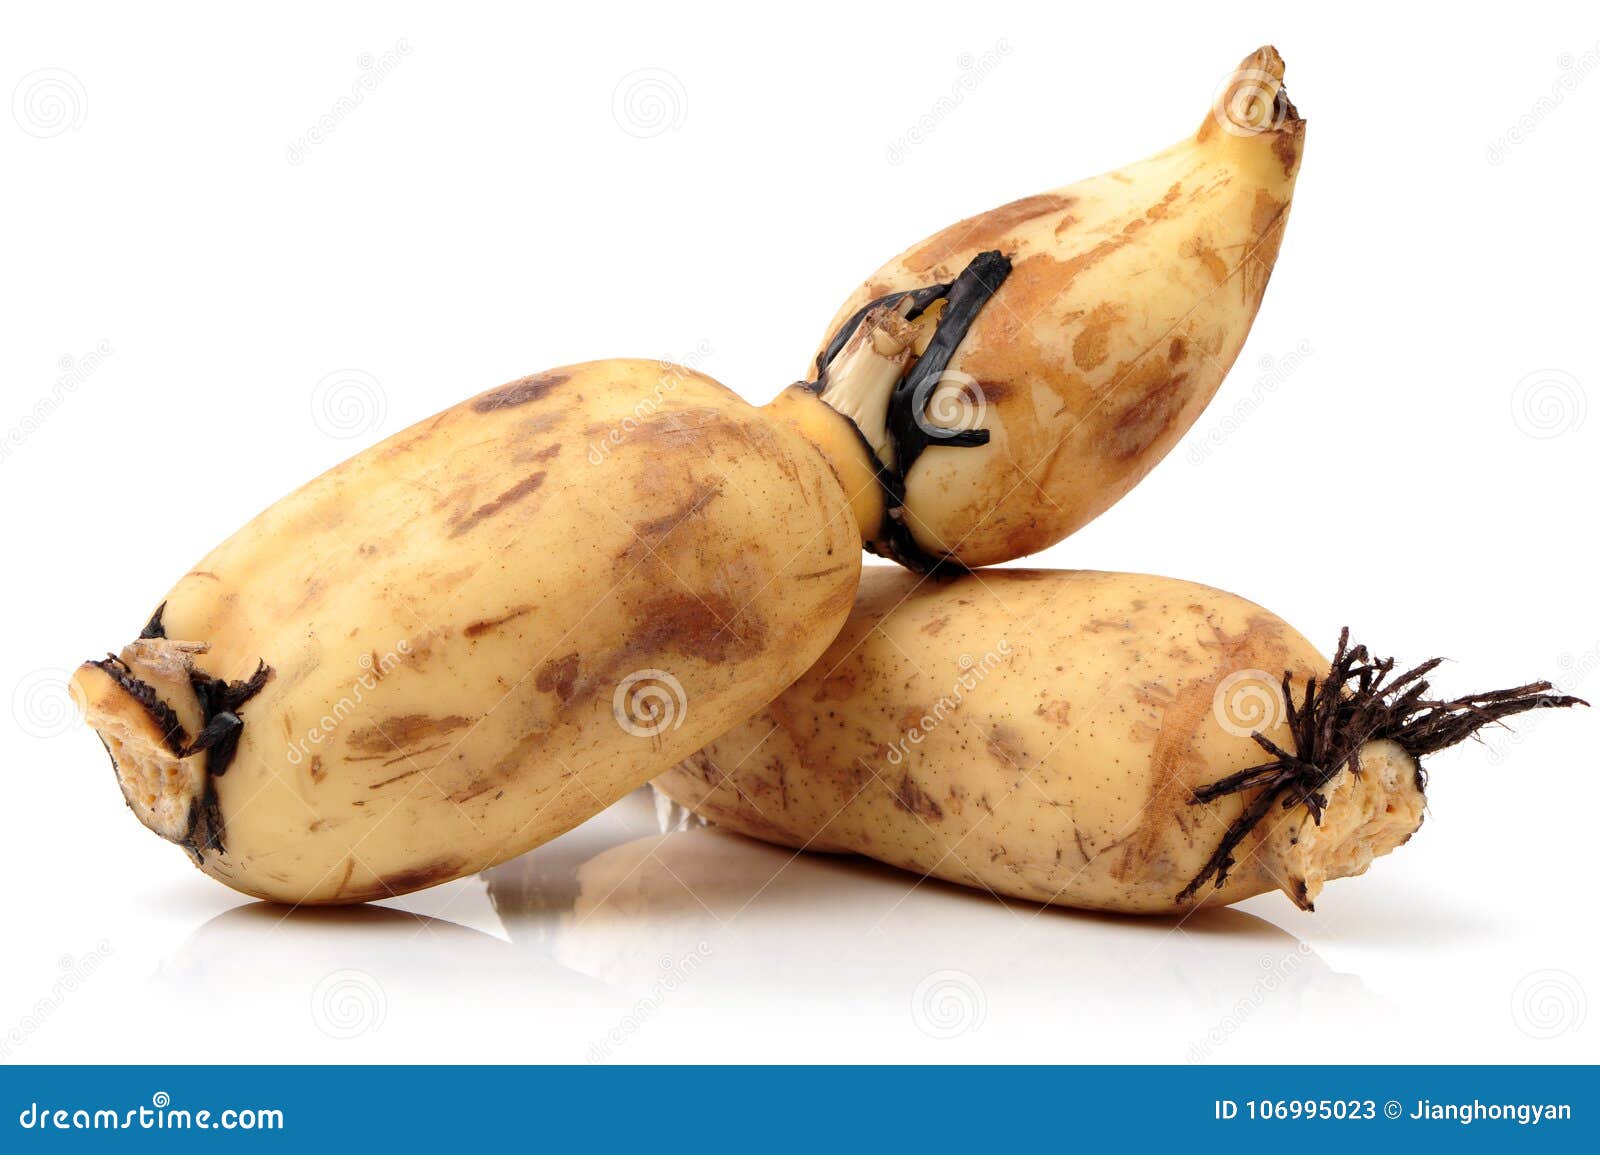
[1280,739,1426,911]
[73,639,211,845]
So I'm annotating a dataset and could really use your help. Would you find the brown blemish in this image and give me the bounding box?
[1072,302,1125,371]
[464,605,535,638]
[1168,337,1188,363]
[921,614,952,637]
[903,193,1075,274]
[309,755,326,783]
[1036,699,1073,727]
[632,592,765,664]
[535,652,581,702]
[892,772,945,820]
[347,713,472,755]
[368,767,423,789]
[473,372,570,413]
[1109,367,1190,462]
[449,471,548,537]
[986,722,1028,768]
[340,856,468,903]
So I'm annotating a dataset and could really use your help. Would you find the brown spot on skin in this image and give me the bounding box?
[450,780,494,803]
[368,767,422,790]
[794,564,850,581]
[892,772,945,820]
[1036,699,1073,727]
[1109,367,1189,462]
[921,614,951,637]
[903,194,1076,274]
[464,605,534,638]
[473,372,569,412]
[334,857,356,896]
[1071,302,1124,371]
[1272,127,1301,178]
[629,478,722,543]
[309,755,325,783]
[347,714,472,755]
[632,593,765,664]
[986,723,1028,769]
[1168,337,1188,363]
[449,472,548,537]
[340,857,468,903]
[535,652,580,702]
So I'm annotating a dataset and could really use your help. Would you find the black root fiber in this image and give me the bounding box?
[1176,629,1586,904]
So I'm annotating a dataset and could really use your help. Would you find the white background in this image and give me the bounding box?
[3,2,1596,1063]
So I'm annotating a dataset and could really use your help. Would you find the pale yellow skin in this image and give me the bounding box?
[75,361,861,904]
[654,568,1425,915]
[815,47,1306,567]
